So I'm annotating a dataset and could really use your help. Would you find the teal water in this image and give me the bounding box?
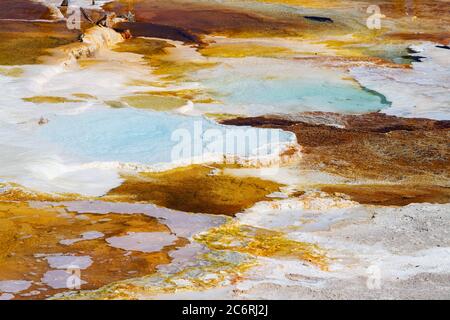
[196,59,391,115]
[220,77,389,112]
[37,107,295,165]
[208,77,390,113]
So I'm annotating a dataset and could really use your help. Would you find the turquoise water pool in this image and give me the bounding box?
[219,77,389,112]
[38,107,295,165]
[196,58,390,115]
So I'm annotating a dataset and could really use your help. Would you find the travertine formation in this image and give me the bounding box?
[0,0,448,299]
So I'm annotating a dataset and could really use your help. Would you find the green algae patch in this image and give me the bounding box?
[0,35,75,65]
[0,21,79,66]
[114,37,217,82]
[196,222,328,270]
[105,100,127,108]
[200,43,295,58]
[152,60,218,82]
[318,37,415,64]
[0,67,24,77]
[205,113,242,121]
[23,96,83,104]
[77,59,102,69]
[127,79,167,87]
[72,93,97,100]
[106,165,283,215]
[142,89,217,104]
[114,37,173,57]
[121,94,187,111]
[140,55,218,83]
[55,248,256,300]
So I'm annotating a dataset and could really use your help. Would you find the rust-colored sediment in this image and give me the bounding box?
[114,21,201,44]
[104,0,316,38]
[0,0,52,20]
[222,113,450,188]
[0,187,80,202]
[106,0,450,47]
[318,184,450,206]
[105,165,283,215]
[0,201,185,300]
[0,162,285,216]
